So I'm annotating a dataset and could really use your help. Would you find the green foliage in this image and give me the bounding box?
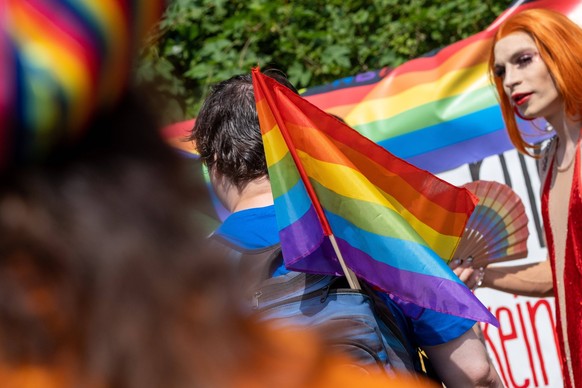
[137,0,508,120]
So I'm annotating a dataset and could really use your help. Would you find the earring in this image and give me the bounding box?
[514,106,535,121]
[545,122,554,132]
[530,119,554,133]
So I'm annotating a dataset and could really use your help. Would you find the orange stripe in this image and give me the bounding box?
[361,37,492,101]
[11,2,92,128]
[256,98,278,135]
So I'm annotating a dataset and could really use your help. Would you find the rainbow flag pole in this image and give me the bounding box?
[328,235,361,289]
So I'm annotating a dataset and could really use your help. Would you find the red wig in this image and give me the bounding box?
[488,8,582,156]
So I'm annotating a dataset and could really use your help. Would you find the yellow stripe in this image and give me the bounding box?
[298,150,459,258]
[263,124,290,166]
[9,13,91,129]
[345,62,489,125]
[79,0,127,102]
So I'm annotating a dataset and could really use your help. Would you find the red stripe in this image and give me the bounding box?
[253,68,332,236]
[303,0,580,111]
[22,0,100,84]
[0,31,14,167]
[161,118,196,139]
[304,82,376,111]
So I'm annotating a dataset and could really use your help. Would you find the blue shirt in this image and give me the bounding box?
[215,205,475,346]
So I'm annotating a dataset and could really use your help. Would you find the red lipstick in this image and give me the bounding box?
[512,93,532,106]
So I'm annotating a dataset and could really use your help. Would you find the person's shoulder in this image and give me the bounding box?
[407,307,476,346]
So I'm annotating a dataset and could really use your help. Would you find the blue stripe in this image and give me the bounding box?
[62,0,107,58]
[325,210,461,282]
[273,179,312,230]
[378,105,504,159]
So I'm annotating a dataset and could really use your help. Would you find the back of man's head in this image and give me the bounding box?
[191,70,298,190]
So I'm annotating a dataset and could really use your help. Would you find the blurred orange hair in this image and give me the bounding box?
[488,8,582,156]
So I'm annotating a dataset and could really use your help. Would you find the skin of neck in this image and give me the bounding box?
[211,172,274,213]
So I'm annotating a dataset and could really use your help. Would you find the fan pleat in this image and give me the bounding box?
[453,180,529,267]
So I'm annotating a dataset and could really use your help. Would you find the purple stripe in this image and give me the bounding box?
[407,129,513,173]
[0,31,14,167]
[279,205,343,276]
[409,121,554,174]
[279,207,497,325]
[335,237,498,325]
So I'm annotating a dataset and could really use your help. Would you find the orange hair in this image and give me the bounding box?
[488,8,582,156]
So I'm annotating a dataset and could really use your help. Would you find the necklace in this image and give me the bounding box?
[556,150,576,172]
[555,135,579,172]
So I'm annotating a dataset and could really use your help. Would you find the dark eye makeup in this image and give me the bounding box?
[493,51,538,79]
[516,53,534,66]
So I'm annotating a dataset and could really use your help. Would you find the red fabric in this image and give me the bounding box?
[541,139,582,388]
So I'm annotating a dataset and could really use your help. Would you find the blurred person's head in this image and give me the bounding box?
[0,3,437,386]
[0,1,267,387]
[0,90,267,388]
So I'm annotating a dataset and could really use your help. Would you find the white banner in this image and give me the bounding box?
[438,149,562,387]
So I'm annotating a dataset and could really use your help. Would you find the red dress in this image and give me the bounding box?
[541,141,582,388]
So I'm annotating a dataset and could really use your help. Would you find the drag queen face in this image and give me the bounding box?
[493,32,563,123]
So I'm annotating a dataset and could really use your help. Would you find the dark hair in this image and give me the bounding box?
[191,70,298,190]
[0,92,264,387]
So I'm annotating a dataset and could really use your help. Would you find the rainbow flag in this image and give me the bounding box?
[252,68,497,325]
[301,0,578,173]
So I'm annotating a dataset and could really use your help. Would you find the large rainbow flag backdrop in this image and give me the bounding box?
[301,0,578,173]
[252,68,497,325]
[163,0,582,223]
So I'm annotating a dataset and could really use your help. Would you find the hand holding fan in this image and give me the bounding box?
[453,180,529,268]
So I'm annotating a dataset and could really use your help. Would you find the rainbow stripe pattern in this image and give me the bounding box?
[163,1,579,174]
[253,69,497,325]
[301,0,579,174]
[0,0,164,170]
[456,181,529,266]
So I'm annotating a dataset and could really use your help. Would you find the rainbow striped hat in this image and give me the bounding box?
[0,0,164,170]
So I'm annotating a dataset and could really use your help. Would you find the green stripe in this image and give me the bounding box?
[268,152,301,199]
[353,86,498,143]
[312,179,427,246]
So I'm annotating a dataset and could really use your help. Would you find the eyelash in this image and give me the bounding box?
[517,54,533,66]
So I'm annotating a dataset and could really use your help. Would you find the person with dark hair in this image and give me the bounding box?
[191,71,503,388]
[454,8,582,387]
